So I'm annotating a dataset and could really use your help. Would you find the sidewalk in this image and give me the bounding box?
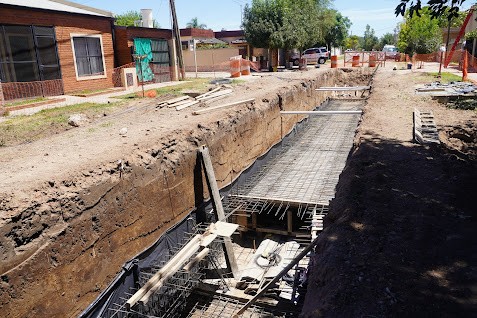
[2,81,188,118]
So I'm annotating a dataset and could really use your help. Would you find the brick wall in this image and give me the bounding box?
[114,26,173,67]
[0,5,115,94]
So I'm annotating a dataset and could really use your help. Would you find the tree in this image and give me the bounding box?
[114,10,160,28]
[242,0,333,50]
[344,35,360,50]
[324,10,352,51]
[186,17,207,29]
[395,0,467,20]
[362,25,379,51]
[379,32,396,48]
[436,8,468,27]
[115,10,141,27]
[397,7,442,54]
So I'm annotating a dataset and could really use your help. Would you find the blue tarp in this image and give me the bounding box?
[133,38,154,82]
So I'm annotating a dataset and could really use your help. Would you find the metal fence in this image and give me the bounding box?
[343,51,386,67]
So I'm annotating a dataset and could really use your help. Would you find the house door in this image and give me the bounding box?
[150,39,171,82]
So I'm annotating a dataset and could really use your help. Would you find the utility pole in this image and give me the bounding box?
[169,0,185,80]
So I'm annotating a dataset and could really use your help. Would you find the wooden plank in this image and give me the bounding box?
[183,248,210,272]
[211,221,239,237]
[316,86,370,91]
[196,89,233,101]
[193,98,255,115]
[126,234,202,309]
[175,100,200,111]
[228,193,321,206]
[194,86,222,100]
[199,146,239,277]
[203,93,232,105]
[287,210,293,234]
[280,110,362,115]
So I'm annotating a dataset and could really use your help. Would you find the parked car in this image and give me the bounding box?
[383,45,399,59]
[290,47,329,65]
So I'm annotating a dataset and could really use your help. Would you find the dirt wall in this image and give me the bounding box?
[0,69,372,317]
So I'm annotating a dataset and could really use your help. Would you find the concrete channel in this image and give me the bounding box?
[80,93,368,317]
[0,68,374,317]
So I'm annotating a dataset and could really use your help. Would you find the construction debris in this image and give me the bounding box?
[413,109,440,145]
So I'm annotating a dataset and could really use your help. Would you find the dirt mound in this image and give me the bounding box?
[302,68,477,317]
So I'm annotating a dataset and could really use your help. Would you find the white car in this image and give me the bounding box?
[290,47,329,65]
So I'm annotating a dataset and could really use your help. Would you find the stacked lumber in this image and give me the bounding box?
[156,85,236,111]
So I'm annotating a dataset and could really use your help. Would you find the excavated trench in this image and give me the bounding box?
[0,68,373,318]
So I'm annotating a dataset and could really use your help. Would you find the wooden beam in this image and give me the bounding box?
[287,210,293,234]
[126,234,202,309]
[280,110,362,115]
[228,193,322,206]
[316,86,370,91]
[199,146,239,277]
[176,100,200,111]
[195,86,222,100]
[193,98,255,115]
[183,248,210,272]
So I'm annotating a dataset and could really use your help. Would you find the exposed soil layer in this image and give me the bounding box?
[0,68,372,317]
[302,67,477,317]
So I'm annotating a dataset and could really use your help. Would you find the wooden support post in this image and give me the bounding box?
[199,146,239,278]
[252,213,257,230]
[287,210,293,234]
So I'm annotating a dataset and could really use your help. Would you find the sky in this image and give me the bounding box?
[73,0,471,38]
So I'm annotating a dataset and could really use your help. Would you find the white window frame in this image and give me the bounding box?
[70,33,107,81]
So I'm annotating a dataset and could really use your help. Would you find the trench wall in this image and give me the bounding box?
[0,68,372,317]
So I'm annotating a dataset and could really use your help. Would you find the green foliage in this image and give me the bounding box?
[397,7,442,54]
[437,8,468,27]
[465,30,477,40]
[361,25,379,51]
[324,10,352,49]
[242,0,332,50]
[114,10,160,28]
[186,17,207,29]
[114,10,141,27]
[197,43,231,50]
[395,0,467,20]
[344,35,360,50]
[379,32,396,48]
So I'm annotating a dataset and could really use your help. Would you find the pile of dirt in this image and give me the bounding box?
[302,67,477,317]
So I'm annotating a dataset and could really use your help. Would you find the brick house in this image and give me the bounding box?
[113,26,176,82]
[0,0,115,100]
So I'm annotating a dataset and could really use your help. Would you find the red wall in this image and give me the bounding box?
[0,5,115,94]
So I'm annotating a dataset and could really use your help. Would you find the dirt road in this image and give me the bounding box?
[302,66,477,317]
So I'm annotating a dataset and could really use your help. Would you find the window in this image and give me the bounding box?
[0,25,61,83]
[71,35,105,78]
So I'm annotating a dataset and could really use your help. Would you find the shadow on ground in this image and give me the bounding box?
[302,132,477,318]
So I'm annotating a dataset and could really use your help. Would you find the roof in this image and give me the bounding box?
[0,0,113,18]
[214,30,244,38]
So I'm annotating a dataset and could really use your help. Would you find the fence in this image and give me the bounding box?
[0,79,64,101]
[344,51,386,67]
[111,62,173,87]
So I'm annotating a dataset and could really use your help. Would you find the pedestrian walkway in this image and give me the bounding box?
[2,81,187,118]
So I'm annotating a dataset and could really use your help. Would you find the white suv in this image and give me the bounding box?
[291,47,329,65]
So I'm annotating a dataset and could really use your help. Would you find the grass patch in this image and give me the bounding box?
[426,72,463,83]
[0,102,121,146]
[113,78,210,100]
[5,97,47,108]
